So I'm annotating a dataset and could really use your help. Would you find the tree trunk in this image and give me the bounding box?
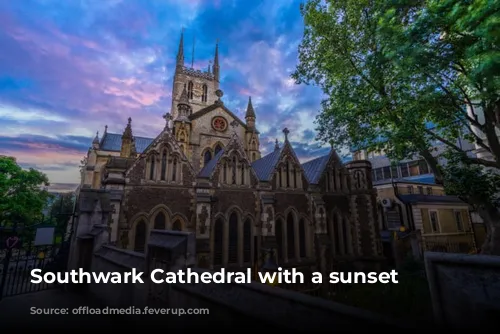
[419,149,444,184]
[476,205,500,256]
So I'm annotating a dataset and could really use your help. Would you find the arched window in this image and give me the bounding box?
[333,214,341,255]
[252,153,256,161]
[292,166,297,188]
[214,144,222,155]
[161,151,167,180]
[298,219,306,258]
[286,162,290,187]
[241,164,245,185]
[134,220,146,252]
[202,84,208,102]
[213,219,223,266]
[286,213,295,259]
[172,220,182,231]
[223,162,227,182]
[275,219,283,261]
[243,219,252,263]
[231,156,237,184]
[204,150,212,165]
[228,212,238,264]
[154,212,166,230]
[342,218,349,255]
[149,156,155,180]
[187,81,194,99]
[172,158,177,181]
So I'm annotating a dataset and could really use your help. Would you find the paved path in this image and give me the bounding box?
[0,289,125,329]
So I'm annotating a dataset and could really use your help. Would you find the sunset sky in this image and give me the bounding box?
[0,0,329,185]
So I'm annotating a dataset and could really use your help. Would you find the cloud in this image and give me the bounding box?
[0,0,329,183]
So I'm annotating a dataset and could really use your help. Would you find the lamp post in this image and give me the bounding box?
[261,248,279,287]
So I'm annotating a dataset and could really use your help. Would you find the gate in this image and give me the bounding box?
[0,196,76,300]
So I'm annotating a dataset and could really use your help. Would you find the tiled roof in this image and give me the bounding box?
[100,132,153,153]
[302,154,330,184]
[251,148,283,181]
[198,149,225,178]
[398,194,465,204]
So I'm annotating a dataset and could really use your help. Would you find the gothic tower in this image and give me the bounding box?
[170,31,221,118]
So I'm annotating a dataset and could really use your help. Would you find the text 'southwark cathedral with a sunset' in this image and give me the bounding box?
[79,31,383,271]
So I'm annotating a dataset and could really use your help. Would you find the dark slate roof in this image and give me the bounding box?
[398,194,465,204]
[198,149,225,178]
[302,153,330,184]
[100,132,153,153]
[251,148,283,181]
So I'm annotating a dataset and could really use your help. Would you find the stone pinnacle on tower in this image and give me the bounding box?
[122,117,133,139]
[245,96,256,119]
[213,39,220,82]
[176,29,185,67]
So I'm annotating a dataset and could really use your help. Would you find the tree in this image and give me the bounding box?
[292,0,446,177]
[0,156,51,229]
[293,0,500,254]
[47,193,75,242]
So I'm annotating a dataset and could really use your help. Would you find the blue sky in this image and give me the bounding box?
[0,0,329,184]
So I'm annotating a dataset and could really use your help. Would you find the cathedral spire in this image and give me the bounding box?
[176,29,185,67]
[245,96,256,119]
[213,39,220,82]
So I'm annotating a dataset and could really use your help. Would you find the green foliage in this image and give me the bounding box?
[292,0,443,162]
[0,156,51,228]
[47,193,75,238]
[294,0,500,167]
[441,150,500,208]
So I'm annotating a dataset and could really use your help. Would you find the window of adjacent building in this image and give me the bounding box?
[375,168,383,181]
[400,163,409,177]
[454,211,464,231]
[429,211,440,232]
[418,186,424,194]
[418,160,430,174]
[391,165,399,178]
[382,166,391,179]
[407,186,413,194]
[426,187,433,195]
[409,161,419,176]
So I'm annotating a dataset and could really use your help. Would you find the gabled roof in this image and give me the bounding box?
[251,148,283,182]
[198,149,225,178]
[188,102,249,130]
[302,153,330,185]
[100,132,153,153]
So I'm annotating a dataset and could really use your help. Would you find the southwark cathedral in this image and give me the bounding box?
[79,32,383,271]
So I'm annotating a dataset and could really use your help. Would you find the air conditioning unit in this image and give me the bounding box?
[381,198,392,208]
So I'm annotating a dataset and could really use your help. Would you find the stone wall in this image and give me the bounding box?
[425,252,500,328]
[167,268,410,330]
[76,225,411,330]
[89,245,147,308]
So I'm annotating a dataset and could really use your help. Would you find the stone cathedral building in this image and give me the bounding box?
[79,32,383,271]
